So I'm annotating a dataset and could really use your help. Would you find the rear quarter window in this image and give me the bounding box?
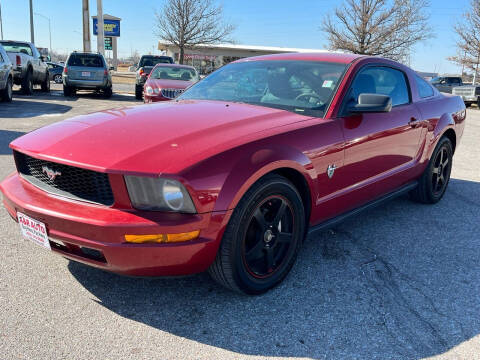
[415,75,435,98]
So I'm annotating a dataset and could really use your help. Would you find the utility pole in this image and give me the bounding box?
[82,0,91,52]
[29,0,34,43]
[0,1,4,40]
[97,0,104,55]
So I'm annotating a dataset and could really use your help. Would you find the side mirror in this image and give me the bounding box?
[348,93,392,113]
[39,55,45,62]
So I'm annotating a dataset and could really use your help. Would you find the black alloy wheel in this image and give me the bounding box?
[243,196,295,278]
[410,136,453,204]
[431,145,451,197]
[209,174,305,294]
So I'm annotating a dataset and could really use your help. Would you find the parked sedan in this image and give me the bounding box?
[134,55,174,99]
[46,62,64,83]
[0,44,13,102]
[143,63,198,103]
[0,53,465,294]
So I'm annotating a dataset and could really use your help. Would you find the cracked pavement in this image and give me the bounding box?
[0,91,479,359]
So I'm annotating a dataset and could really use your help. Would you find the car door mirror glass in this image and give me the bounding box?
[348,93,392,113]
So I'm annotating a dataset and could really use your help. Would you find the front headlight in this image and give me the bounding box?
[124,176,196,213]
[145,86,154,95]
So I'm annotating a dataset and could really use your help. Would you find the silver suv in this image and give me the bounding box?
[63,52,112,98]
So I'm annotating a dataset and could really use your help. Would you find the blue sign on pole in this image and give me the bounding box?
[93,18,120,37]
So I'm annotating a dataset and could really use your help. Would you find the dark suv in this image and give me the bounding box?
[63,52,112,98]
[135,55,173,99]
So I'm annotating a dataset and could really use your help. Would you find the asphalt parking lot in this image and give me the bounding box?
[0,89,479,360]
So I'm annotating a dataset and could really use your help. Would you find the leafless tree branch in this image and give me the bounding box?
[449,0,480,79]
[154,0,236,64]
[320,0,433,62]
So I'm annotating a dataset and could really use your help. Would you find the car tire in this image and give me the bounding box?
[409,136,453,204]
[21,68,33,95]
[208,174,305,294]
[1,76,13,102]
[53,74,62,84]
[135,84,143,100]
[103,86,112,98]
[63,85,75,97]
[41,72,50,92]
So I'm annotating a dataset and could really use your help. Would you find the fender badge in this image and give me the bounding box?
[327,164,337,179]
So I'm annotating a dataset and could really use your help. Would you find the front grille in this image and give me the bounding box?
[14,151,114,206]
[161,88,185,99]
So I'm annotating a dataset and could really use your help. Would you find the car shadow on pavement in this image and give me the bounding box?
[0,130,25,155]
[68,177,480,359]
[66,91,141,102]
[0,98,72,118]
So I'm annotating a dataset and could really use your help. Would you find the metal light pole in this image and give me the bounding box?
[0,1,4,40]
[35,13,51,52]
[82,0,91,52]
[29,0,34,43]
[97,0,104,55]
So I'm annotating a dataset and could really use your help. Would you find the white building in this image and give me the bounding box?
[157,42,330,74]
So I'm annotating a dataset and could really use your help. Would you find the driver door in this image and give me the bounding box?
[335,65,424,209]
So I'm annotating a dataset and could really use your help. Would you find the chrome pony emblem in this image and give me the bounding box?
[42,166,62,181]
[327,164,337,179]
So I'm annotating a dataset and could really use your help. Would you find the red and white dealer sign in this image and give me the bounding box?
[17,212,50,250]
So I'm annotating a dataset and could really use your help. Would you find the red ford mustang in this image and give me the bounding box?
[143,63,198,103]
[0,53,465,294]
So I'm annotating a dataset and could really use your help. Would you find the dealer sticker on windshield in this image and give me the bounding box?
[17,212,50,250]
[322,80,333,88]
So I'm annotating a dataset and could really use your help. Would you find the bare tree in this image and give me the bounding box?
[155,0,235,64]
[321,0,433,61]
[448,0,480,83]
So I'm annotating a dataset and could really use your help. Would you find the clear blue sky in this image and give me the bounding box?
[0,0,470,74]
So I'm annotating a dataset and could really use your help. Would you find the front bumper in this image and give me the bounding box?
[144,94,170,103]
[0,173,229,276]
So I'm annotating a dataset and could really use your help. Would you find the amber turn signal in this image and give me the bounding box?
[124,230,200,244]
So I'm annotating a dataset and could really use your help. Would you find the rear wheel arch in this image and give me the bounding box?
[442,128,456,154]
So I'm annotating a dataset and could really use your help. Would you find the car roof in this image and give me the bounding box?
[141,55,172,58]
[235,52,364,64]
[152,63,196,70]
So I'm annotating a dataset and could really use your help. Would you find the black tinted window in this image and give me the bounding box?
[415,74,434,98]
[351,66,410,106]
[68,54,104,67]
[139,56,173,67]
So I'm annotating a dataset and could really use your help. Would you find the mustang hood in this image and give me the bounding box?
[10,100,310,175]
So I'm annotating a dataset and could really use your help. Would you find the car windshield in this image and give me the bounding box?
[139,56,172,67]
[430,77,442,83]
[150,66,198,82]
[179,60,347,117]
[0,42,32,56]
[67,54,104,67]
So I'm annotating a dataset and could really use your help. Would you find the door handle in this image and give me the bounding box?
[409,117,420,127]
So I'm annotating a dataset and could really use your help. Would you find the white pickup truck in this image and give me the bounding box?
[0,40,49,95]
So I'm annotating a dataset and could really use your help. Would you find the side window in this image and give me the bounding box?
[415,74,434,98]
[0,52,3,63]
[351,66,410,107]
[32,47,40,59]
